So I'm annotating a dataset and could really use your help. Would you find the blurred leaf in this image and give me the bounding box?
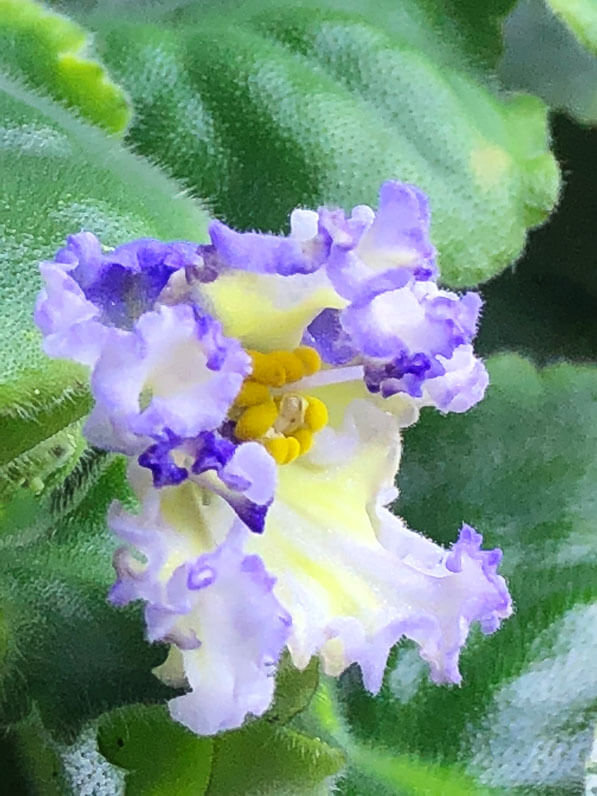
[0,710,69,795]
[333,355,597,793]
[84,0,559,287]
[301,681,486,796]
[547,0,597,54]
[500,0,597,125]
[0,0,130,134]
[98,705,213,795]
[0,73,209,504]
[478,113,597,365]
[0,458,176,739]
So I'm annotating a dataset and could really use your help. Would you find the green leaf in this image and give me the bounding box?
[0,0,130,134]
[547,0,597,53]
[305,682,486,796]
[85,0,559,287]
[97,702,343,796]
[0,457,176,738]
[0,73,209,503]
[500,0,597,125]
[98,705,214,796]
[207,723,344,795]
[332,355,597,793]
[264,652,320,725]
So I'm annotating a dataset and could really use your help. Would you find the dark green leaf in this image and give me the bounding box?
[264,652,319,725]
[0,458,175,738]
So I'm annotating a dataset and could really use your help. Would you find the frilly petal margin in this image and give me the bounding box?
[110,484,290,736]
[34,231,207,367]
[245,400,511,693]
[84,304,250,454]
[152,527,291,735]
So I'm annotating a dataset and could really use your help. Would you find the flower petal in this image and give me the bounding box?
[85,304,249,453]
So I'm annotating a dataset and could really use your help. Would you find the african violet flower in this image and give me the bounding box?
[35,180,511,736]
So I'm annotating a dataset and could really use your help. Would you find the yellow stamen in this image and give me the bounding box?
[292,428,314,454]
[247,350,286,387]
[264,437,290,465]
[304,395,328,432]
[235,400,278,440]
[234,380,271,407]
[272,350,305,384]
[293,346,321,376]
[284,436,301,464]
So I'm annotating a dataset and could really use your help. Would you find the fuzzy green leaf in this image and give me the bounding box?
[0,0,130,133]
[0,459,176,739]
[0,73,209,504]
[98,705,214,796]
[85,0,559,288]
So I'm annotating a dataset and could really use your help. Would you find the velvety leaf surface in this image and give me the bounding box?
[0,458,176,739]
[97,702,343,796]
[332,354,597,793]
[98,705,214,795]
[0,73,209,503]
[84,0,559,288]
[0,0,130,133]
[207,723,344,795]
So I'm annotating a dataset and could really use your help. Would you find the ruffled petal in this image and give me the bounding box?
[85,304,249,453]
[321,180,437,300]
[34,232,207,367]
[154,529,291,735]
[109,479,290,736]
[244,400,511,689]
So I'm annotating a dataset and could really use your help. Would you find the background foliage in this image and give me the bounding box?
[0,0,596,793]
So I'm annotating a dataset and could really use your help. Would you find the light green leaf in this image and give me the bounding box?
[500,0,597,124]
[0,73,209,503]
[97,702,343,796]
[308,682,488,795]
[0,0,130,133]
[85,0,559,287]
[207,722,344,795]
[0,458,176,738]
[98,705,214,796]
[548,0,597,53]
[331,355,597,793]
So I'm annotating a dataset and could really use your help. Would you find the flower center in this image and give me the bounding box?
[230,346,328,464]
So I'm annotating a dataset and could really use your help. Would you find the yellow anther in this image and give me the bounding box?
[234,380,271,407]
[264,435,301,465]
[304,395,328,432]
[293,346,321,376]
[284,436,301,463]
[235,400,278,441]
[292,428,314,454]
[271,350,305,384]
[247,350,286,387]
[264,437,289,464]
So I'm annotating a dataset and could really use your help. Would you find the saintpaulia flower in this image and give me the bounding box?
[35,180,512,736]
